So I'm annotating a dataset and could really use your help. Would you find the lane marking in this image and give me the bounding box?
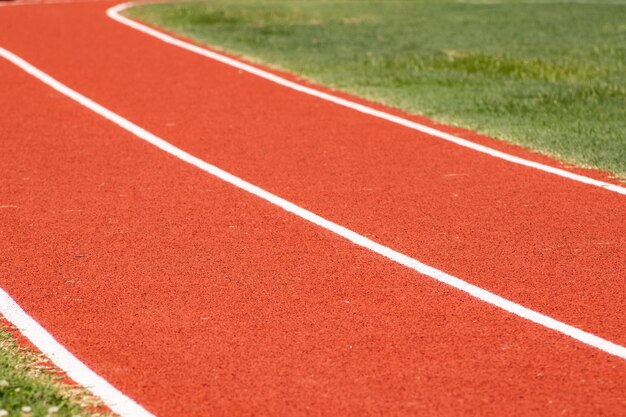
[2,46,625,361]
[0,289,156,417]
[107,2,626,196]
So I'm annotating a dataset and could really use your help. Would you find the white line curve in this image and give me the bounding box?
[0,288,156,417]
[108,2,626,196]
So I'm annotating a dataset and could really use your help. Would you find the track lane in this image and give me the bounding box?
[1,56,626,417]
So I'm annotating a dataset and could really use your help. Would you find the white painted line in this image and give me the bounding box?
[107,2,626,196]
[2,46,624,361]
[0,288,156,417]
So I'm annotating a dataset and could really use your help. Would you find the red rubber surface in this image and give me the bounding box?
[1,2,625,416]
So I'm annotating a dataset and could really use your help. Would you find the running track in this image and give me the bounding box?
[0,1,625,416]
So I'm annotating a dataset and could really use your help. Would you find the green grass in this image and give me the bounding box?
[125,0,626,179]
[0,326,112,417]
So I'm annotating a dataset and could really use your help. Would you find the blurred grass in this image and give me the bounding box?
[0,326,112,417]
[126,0,626,178]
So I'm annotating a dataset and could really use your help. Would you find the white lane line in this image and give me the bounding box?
[107,2,626,196]
[0,289,156,417]
[2,46,625,361]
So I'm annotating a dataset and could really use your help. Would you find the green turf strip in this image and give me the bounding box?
[125,0,626,179]
[0,326,111,417]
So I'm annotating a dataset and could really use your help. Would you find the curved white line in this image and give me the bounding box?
[107,2,626,196]
[1,46,624,361]
[0,289,156,417]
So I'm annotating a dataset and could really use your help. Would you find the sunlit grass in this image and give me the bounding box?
[126,0,626,178]
[0,326,113,417]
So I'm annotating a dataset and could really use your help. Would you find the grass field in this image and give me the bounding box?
[0,326,109,417]
[126,0,626,179]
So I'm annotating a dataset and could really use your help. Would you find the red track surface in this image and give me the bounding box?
[1,2,625,416]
